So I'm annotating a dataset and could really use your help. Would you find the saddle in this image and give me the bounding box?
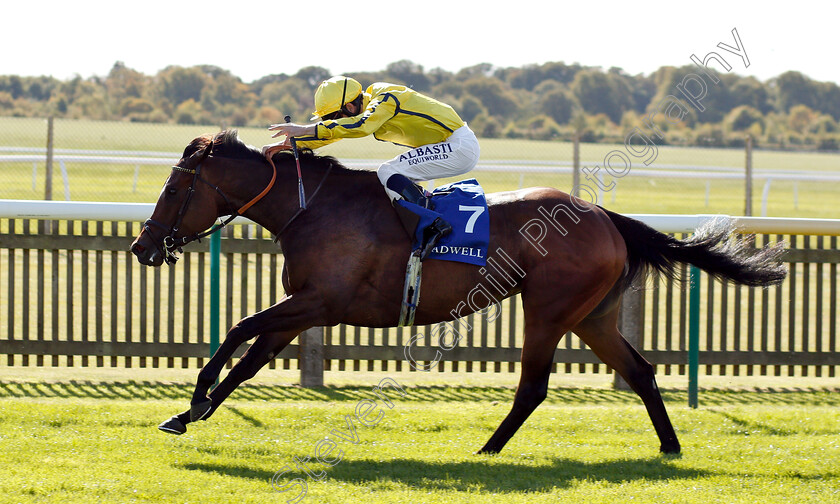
[393,179,489,325]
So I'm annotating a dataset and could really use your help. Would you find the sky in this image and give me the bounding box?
[3,0,838,86]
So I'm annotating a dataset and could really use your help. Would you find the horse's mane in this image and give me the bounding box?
[183,129,374,177]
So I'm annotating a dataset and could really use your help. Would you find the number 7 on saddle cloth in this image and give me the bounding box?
[396,179,489,266]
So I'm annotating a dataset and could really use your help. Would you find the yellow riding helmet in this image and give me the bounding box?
[312,76,363,120]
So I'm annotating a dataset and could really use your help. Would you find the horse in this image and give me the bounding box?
[130,129,787,455]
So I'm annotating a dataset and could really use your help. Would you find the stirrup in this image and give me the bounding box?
[399,249,423,326]
[420,218,452,261]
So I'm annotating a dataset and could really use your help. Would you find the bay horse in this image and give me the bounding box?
[130,130,786,455]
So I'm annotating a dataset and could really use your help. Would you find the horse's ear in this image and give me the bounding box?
[178,135,213,168]
[198,139,213,160]
[180,136,214,169]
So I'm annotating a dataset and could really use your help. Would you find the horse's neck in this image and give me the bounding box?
[272,164,394,240]
[240,157,381,236]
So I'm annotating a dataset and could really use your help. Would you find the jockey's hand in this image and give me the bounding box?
[261,140,292,160]
[268,122,317,139]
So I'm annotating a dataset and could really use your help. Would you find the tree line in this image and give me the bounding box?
[1,60,839,150]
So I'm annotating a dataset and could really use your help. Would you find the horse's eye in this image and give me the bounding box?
[168,188,177,195]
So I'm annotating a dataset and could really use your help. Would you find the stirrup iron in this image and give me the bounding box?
[399,250,423,326]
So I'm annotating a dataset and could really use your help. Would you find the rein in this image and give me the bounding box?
[274,160,333,239]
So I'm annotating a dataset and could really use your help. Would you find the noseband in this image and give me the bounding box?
[143,143,277,265]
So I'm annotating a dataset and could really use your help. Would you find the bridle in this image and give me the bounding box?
[142,142,277,265]
[142,140,335,265]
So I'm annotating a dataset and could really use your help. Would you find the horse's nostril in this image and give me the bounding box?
[131,243,145,255]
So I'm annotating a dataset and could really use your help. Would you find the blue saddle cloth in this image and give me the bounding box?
[396,179,489,266]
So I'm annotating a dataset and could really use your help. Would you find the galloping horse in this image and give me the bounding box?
[130,130,786,455]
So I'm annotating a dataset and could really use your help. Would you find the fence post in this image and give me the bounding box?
[44,117,54,201]
[615,283,643,390]
[688,265,701,408]
[42,117,55,234]
[744,135,753,216]
[572,133,580,197]
[300,327,324,387]
[209,230,221,358]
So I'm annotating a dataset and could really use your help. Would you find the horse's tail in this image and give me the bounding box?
[601,207,788,289]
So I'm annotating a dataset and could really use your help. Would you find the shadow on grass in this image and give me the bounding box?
[224,405,265,428]
[347,456,703,492]
[1,380,837,406]
[707,409,824,436]
[181,456,705,493]
[180,462,277,482]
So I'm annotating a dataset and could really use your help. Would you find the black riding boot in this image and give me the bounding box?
[386,174,452,261]
[387,174,431,208]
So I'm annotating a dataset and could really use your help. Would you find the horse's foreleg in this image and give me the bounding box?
[478,322,563,454]
[204,331,296,418]
[159,331,296,434]
[573,309,680,454]
[190,294,322,419]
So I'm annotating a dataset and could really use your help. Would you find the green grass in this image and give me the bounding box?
[0,379,838,503]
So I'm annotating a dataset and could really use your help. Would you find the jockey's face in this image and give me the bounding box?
[322,100,360,121]
[344,101,360,115]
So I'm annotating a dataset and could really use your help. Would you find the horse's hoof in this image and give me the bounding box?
[159,416,186,435]
[190,398,213,422]
[660,442,681,455]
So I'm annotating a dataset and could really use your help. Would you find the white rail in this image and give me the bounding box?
[1,200,838,235]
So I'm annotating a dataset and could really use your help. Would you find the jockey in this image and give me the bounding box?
[261,76,480,260]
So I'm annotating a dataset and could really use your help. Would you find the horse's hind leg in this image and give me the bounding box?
[572,307,680,454]
[477,261,621,455]
[159,331,294,435]
[478,320,565,454]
